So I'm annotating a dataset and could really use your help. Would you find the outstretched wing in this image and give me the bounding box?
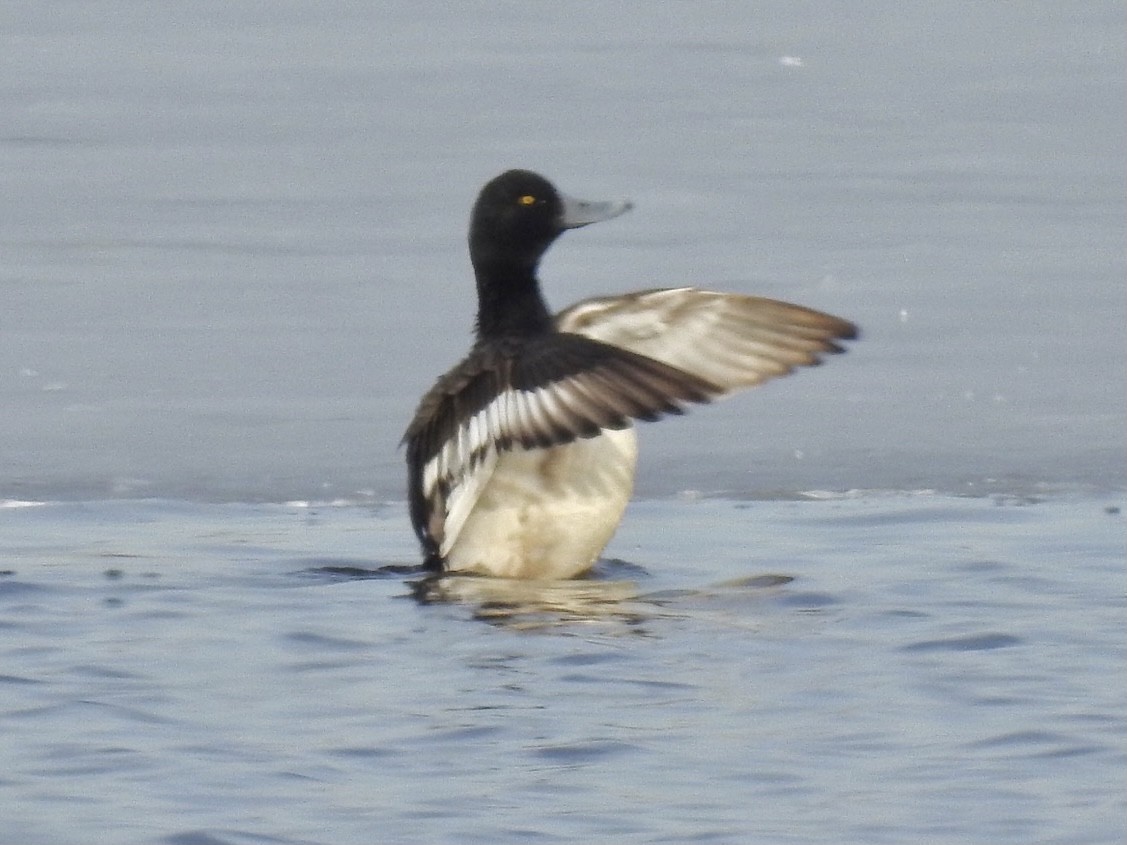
[556,287,858,392]
[403,333,719,564]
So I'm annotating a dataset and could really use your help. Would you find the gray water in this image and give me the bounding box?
[2,494,1124,845]
[3,0,1123,501]
[1,2,1125,843]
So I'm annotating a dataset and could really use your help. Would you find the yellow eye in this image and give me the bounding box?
[518,194,537,206]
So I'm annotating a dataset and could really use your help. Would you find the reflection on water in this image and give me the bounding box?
[412,574,650,631]
[292,552,804,631]
[409,563,800,632]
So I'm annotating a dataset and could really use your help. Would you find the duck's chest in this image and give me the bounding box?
[445,427,639,578]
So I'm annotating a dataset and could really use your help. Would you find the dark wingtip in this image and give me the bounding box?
[822,318,860,352]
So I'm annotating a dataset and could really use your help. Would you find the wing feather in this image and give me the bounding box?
[557,287,857,393]
[403,332,719,564]
[407,288,857,566]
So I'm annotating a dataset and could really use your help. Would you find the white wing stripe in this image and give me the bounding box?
[420,383,586,499]
[538,382,581,434]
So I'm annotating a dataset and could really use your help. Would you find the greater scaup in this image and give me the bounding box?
[404,169,857,579]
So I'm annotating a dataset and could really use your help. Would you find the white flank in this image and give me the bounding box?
[443,427,638,578]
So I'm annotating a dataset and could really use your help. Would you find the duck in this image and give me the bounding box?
[403,169,857,579]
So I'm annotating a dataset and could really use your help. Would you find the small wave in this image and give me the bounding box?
[282,498,376,509]
[800,488,939,501]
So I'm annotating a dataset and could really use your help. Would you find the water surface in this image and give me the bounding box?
[2,1,1123,501]
[0,3,1124,843]
[2,494,1124,844]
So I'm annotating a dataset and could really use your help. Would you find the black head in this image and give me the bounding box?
[467,170,631,339]
[468,169,631,275]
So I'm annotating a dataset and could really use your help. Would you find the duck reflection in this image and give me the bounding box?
[410,571,654,631]
[297,558,797,632]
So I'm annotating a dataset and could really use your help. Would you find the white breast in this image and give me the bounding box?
[443,426,638,579]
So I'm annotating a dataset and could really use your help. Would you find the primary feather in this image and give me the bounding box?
[557,287,857,391]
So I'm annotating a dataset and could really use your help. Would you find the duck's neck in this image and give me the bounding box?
[472,256,554,340]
